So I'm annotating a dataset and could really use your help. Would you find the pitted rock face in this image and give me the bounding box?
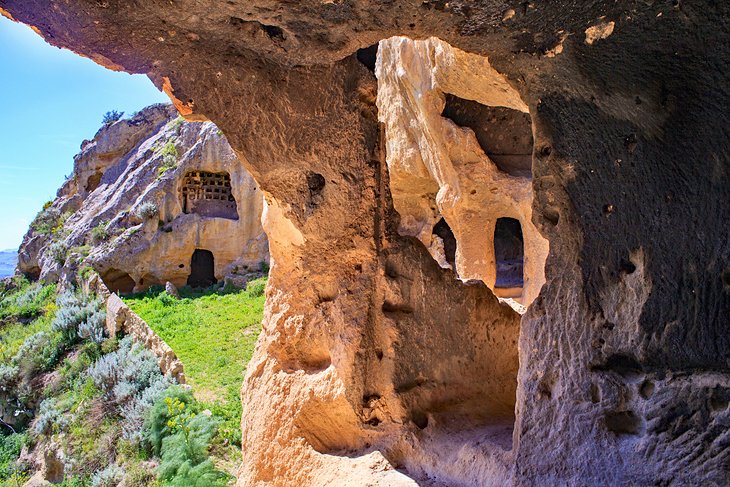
[375,36,548,307]
[17,104,269,292]
[4,1,730,486]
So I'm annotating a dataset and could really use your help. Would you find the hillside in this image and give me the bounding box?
[17,105,268,293]
[0,273,266,485]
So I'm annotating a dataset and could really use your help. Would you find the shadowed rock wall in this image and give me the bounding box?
[2,1,729,485]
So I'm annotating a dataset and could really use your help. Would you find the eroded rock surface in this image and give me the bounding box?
[3,1,729,485]
[376,37,548,307]
[17,104,269,292]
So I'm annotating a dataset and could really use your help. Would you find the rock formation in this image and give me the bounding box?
[376,37,549,308]
[17,104,269,293]
[2,1,729,486]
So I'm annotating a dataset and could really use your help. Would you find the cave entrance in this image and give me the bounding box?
[432,218,457,271]
[493,217,524,298]
[101,268,136,295]
[181,171,238,220]
[187,249,216,288]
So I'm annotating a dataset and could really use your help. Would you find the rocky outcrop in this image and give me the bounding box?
[3,1,729,486]
[17,104,269,292]
[376,37,549,308]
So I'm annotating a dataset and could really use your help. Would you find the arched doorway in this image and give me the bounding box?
[187,249,216,288]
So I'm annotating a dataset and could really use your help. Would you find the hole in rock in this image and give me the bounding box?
[306,172,326,209]
[307,172,326,195]
[356,43,379,72]
[411,411,429,430]
[639,380,655,399]
[101,268,135,295]
[262,24,285,40]
[180,171,238,220]
[432,218,457,271]
[187,249,216,288]
[604,410,641,435]
[85,171,103,192]
[442,94,534,177]
[592,353,643,380]
[493,217,524,296]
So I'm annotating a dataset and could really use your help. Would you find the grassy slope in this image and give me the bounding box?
[124,278,266,470]
[124,280,265,402]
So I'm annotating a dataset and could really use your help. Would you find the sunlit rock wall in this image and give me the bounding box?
[3,1,729,485]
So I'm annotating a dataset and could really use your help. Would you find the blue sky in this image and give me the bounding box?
[0,15,168,250]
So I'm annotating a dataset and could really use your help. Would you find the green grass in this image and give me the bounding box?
[123,279,266,448]
[0,280,58,362]
[0,278,57,323]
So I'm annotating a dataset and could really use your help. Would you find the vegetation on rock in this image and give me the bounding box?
[0,274,240,485]
[101,110,124,125]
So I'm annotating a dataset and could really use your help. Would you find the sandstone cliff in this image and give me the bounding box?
[3,1,729,486]
[17,104,269,292]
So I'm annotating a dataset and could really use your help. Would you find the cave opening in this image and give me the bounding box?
[371,36,551,484]
[356,43,379,73]
[101,268,136,295]
[493,217,525,297]
[187,249,216,288]
[181,170,238,220]
[432,217,457,271]
[442,94,534,178]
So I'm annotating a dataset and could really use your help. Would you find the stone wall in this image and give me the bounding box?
[86,273,185,383]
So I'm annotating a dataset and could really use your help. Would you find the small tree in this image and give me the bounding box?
[102,110,124,125]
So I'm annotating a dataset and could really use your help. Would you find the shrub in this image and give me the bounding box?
[78,266,94,281]
[0,364,19,392]
[48,241,68,266]
[34,398,67,436]
[0,432,27,481]
[102,110,124,125]
[90,464,124,487]
[0,279,56,321]
[246,277,266,298]
[157,140,178,176]
[77,309,106,345]
[13,332,57,379]
[135,201,158,220]
[30,207,61,235]
[260,260,270,274]
[90,222,110,244]
[84,335,174,442]
[144,386,196,456]
[52,292,105,347]
[52,293,88,346]
[171,116,185,133]
[119,373,173,442]
[88,336,169,413]
[152,393,228,486]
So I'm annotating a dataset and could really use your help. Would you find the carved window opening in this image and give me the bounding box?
[442,94,534,178]
[493,217,524,297]
[432,217,457,272]
[181,171,238,220]
[187,249,216,288]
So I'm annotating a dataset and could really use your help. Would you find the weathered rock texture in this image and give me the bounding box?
[376,37,549,307]
[2,1,729,486]
[16,104,269,292]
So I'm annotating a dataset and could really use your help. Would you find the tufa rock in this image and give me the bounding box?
[17,104,269,293]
